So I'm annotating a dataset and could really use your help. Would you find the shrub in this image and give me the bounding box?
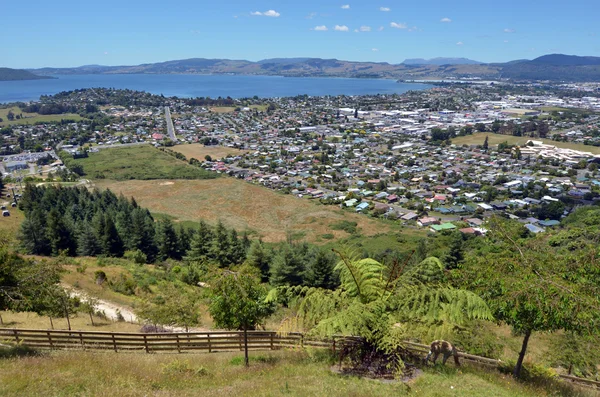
[321,234,334,240]
[124,249,147,265]
[94,270,107,285]
[161,360,208,376]
[109,274,137,296]
[0,344,40,359]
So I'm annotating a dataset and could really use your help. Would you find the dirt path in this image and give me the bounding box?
[63,284,211,332]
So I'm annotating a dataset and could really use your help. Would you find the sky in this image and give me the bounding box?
[3,0,600,68]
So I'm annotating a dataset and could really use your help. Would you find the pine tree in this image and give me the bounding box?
[102,216,124,257]
[482,135,489,152]
[155,218,179,261]
[77,222,103,256]
[270,244,305,286]
[186,220,213,263]
[305,248,338,289]
[247,240,271,282]
[130,208,156,261]
[19,209,50,255]
[210,221,231,267]
[46,208,75,256]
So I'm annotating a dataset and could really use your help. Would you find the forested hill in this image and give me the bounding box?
[0,67,52,81]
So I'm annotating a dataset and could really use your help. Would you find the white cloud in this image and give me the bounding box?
[390,22,407,29]
[306,12,317,19]
[251,10,280,17]
[456,41,464,45]
[380,7,390,11]
[314,25,328,31]
[334,25,349,31]
[341,4,350,9]
[504,28,516,33]
[378,26,385,31]
[372,48,379,52]
[360,25,371,32]
[440,17,452,23]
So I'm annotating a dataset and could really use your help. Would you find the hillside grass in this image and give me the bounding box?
[0,311,141,333]
[94,178,396,243]
[70,145,217,180]
[171,144,248,161]
[0,349,588,397]
[452,132,600,155]
[0,106,82,127]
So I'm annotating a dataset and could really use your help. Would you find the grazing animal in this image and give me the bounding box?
[425,340,460,366]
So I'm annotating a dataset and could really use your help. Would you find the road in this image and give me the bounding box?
[164,106,176,141]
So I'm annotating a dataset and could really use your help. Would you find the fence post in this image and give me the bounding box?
[176,334,181,353]
[270,332,274,350]
[143,335,149,353]
[47,331,53,349]
[333,337,336,354]
[79,332,84,350]
[301,333,304,348]
[13,329,19,344]
[112,334,117,353]
[207,333,212,353]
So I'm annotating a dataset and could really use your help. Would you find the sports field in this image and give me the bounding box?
[95,178,391,243]
[452,132,600,155]
[172,144,248,161]
[0,106,83,127]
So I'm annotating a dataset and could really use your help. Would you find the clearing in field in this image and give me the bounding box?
[172,144,248,161]
[209,104,268,113]
[70,145,217,181]
[95,178,393,243]
[452,132,600,155]
[0,106,82,127]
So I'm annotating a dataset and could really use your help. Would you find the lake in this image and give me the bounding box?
[0,74,432,103]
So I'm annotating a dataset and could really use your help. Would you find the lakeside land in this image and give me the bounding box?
[2,84,600,395]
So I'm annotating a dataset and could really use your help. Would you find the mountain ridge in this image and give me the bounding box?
[0,67,53,81]
[24,54,600,82]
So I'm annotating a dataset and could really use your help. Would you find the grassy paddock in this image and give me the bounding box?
[0,106,82,127]
[452,132,600,154]
[95,178,394,243]
[171,144,248,161]
[0,349,584,397]
[70,145,217,180]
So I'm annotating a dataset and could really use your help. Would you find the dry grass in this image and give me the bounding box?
[172,144,248,161]
[0,349,572,397]
[95,178,392,243]
[452,132,600,155]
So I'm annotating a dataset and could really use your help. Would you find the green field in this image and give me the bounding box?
[70,146,217,181]
[0,349,584,397]
[452,132,600,155]
[0,106,83,127]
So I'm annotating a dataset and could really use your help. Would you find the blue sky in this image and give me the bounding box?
[3,0,600,68]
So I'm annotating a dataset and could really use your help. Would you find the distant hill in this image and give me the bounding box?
[501,54,600,81]
[403,57,482,65]
[0,67,52,81]
[25,54,600,82]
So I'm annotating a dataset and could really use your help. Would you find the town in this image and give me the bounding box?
[2,84,599,235]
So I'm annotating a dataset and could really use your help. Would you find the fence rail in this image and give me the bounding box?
[1,328,599,390]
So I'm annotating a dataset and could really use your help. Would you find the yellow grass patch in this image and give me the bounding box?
[95,178,391,243]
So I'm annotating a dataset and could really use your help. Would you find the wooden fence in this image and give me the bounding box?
[0,328,329,354]
[1,328,599,390]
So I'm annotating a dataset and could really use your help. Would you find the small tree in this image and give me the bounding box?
[136,284,200,332]
[482,135,489,152]
[209,271,275,366]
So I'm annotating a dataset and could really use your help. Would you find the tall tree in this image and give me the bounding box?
[155,218,180,261]
[457,216,600,378]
